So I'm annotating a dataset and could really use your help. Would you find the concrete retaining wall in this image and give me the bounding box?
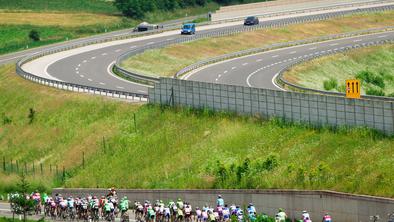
[53,188,394,222]
[148,78,394,135]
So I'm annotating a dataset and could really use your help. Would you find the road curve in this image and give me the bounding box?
[186,31,394,90]
[21,2,394,96]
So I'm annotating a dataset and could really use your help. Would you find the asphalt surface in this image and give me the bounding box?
[186,31,394,90]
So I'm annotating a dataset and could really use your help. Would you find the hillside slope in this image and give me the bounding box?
[0,64,393,197]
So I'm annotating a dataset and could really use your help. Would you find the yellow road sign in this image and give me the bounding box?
[346,79,361,99]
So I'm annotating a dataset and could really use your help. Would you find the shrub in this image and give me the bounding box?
[2,113,12,125]
[366,88,385,96]
[356,70,385,88]
[28,30,40,41]
[356,70,374,83]
[323,78,338,90]
[336,84,346,93]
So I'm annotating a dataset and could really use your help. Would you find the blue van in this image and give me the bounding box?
[181,23,195,35]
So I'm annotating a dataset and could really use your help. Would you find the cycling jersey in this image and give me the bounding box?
[276,212,287,222]
[164,207,170,216]
[67,200,74,208]
[196,210,202,218]
[223,208,230,219]
[217,198,224,207]
[177,201,184,210]
[323,215,332,222]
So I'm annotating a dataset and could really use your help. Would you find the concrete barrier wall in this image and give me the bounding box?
[53,188,394,222]
[148,78,394,135]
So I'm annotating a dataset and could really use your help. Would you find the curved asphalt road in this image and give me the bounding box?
[186,31,394,90]
[25,3,394,96]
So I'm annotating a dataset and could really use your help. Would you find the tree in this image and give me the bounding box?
[114,0,146,19]
[9,175,35,222]
[28,30,40,42]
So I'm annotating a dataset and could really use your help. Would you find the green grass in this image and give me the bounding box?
[0,22,136,55]
[283,45,394,96]
[0,0,119,14]
[120,11,394,77]
[0,2,217,55]
[0,217,42,222]
[1,64,394,197]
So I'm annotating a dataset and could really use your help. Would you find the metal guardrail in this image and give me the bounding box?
[116,4,394,85]
[275,39,394,101]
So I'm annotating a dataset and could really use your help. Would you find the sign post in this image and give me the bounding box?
[346,79,361,99]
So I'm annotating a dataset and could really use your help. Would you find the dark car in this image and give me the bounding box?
[244,16,259,26]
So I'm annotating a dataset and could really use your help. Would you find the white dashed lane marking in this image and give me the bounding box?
[78,64,81,67]
[242,63,248,66]
[147,42,155,45]
[289,51,296,54]
[223,70,228,74]
[91,56,96,60]
[99,82,106,85]
[116,86,124,89]
[75,68,79,71]
[232,67,236,70]
[76,71,79,74]
[256,59,263,62]
[378,35,388,38]
[80,75,84,78]
[330,43,339,46]
[138,90,147,93]
[83,60,87,63]
[130,46,136,49]
[272,55,279,58]
[353,39,362,42]
[88,78,92,81]
[309,47,317,50]
[115,49,122,52]
[101,53,107,56]
[166,38,174,41]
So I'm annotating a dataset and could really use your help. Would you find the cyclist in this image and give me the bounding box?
[223,205,230,222]
[119,196,129,219]
[247,203,256,215]
[164,204,171,222]
[184,202,192,221]
[322,213,332,222]
[236,209,244,222]
[148,207,156,222]
[177,198,184,210]
[216,195,224,207]
[275,208,287,222]
[67,196,76,219]
[302,210,312,222]
[196,207,203,222]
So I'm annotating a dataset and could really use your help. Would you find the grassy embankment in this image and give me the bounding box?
[0,0,218,55]
[120,11,394,77]
[1,64,394,197]
[282,45,394,96]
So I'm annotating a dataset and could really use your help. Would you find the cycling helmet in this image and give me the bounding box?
[178,198,181,201]
[218,195,222,198]
[302,210,307,213]
[93,196,97,199]
[279,208,283,212]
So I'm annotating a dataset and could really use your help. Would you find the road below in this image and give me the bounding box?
[186,31,394,90]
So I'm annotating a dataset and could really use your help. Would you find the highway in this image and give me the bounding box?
[16,1,394,98]
[186,31,394,90]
